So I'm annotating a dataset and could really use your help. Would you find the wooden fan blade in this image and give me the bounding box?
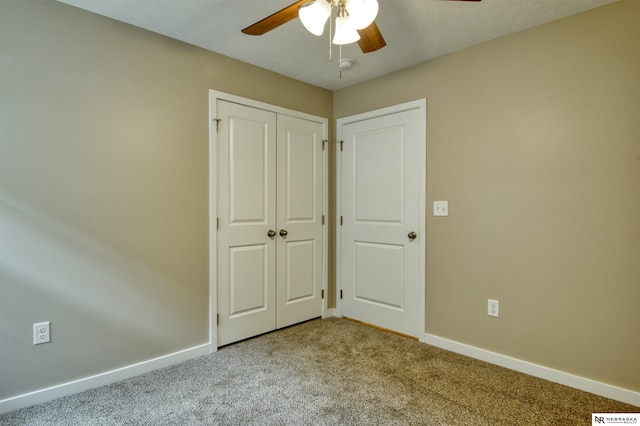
[357,22,386,53]
[242,0,308,36]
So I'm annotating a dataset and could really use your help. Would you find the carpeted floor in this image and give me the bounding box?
[1,318,637,425]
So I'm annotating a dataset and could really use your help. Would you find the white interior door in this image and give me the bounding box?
[276,114,324,328]
[339,103,425,338]
[216,99,325,346]
[217,100,277,346]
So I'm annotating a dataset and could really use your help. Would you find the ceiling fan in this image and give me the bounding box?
[242,0,482,54]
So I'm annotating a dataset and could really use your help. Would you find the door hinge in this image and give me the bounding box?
[213,118,221,133]
[321,289,325,299]
[339,140,344,152]
[322,215,325,225]
[217,314,219,326]
[340,290,343,299]
[340,216,343,226]
[322,139,328,151]
[217,217,219,230]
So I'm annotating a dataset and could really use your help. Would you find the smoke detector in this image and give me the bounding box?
[339,58,354,70]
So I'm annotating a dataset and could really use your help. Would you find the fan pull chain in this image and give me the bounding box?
[328,9,333,63]
[325,2,344,79]
[339,44,343,79]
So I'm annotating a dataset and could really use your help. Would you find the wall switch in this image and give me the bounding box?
[433,201,448,216]
[488,299,499,318]
[33,321,50,345]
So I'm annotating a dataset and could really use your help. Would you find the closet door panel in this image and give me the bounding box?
[217,100,277,346]
[276,114,323,328]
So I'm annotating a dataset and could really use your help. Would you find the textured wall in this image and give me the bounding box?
[0,0,332,399]
[334,0,640,392]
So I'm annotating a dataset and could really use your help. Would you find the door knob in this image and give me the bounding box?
[267,230,276,238]
[408,231,417,240]
[279,229,288,237]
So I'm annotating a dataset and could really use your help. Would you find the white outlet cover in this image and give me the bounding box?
[33,321,51,345]
[434,201,448,216]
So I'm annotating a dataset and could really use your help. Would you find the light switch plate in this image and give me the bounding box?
[488,299,499,318]
[433,201,448,216]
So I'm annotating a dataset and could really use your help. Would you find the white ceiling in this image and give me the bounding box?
[57,0,619,90]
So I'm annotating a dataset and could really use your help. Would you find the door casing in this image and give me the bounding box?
[209,90,329,350]
[335,99,427,342]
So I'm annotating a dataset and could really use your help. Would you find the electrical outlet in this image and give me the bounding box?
[33,321,50,345]
[433,201,449,217]
[488,299,499,318]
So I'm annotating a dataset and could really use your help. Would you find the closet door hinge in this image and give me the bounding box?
[322,139,328,150]
[339,140,344,152]
[340,290,343,299]
[321,289,325,299]
[217,217,220,230]
[340,216,343,226]
[217,314,219,326]
[213,118,221,133]
[322,215,325,225]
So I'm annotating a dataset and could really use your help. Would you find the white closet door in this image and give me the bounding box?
[276,114,324,328]
[216,101,324,346]
[217,100,277,346]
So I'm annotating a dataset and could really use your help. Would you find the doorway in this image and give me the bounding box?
[336,99,426,339]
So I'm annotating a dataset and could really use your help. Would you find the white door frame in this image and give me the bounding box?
[209,90,329,351]
[335,99,427,342]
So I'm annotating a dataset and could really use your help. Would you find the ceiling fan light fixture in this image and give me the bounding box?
[345,0,378,30]
[333,13,360,45]
[299,0,331,36]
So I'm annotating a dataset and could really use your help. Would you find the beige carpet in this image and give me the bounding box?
[1,317,637,425]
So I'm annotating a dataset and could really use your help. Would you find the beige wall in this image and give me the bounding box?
[0,0,332,399]
[335,0,640,392]
[1,0,637,404]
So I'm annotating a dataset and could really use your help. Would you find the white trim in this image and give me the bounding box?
[334,133,343,318]
[323,308,337,319]
[208,91,219,352]
[321,117,329,319]
[208,90,329,348]
[425,333,640,407]
[416,99,427,343]
[335,99,427,340]
[209,91,327,126]
[0,344,211,415]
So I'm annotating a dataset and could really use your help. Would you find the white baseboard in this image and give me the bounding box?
[424,333,639,407]
[4,331,635,415]
[323,308,336,319]
[0,343,211,415]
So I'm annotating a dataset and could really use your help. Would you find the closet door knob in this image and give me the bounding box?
[279,229,288,237]
[267,230,276,238]
[408,231,417,240]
